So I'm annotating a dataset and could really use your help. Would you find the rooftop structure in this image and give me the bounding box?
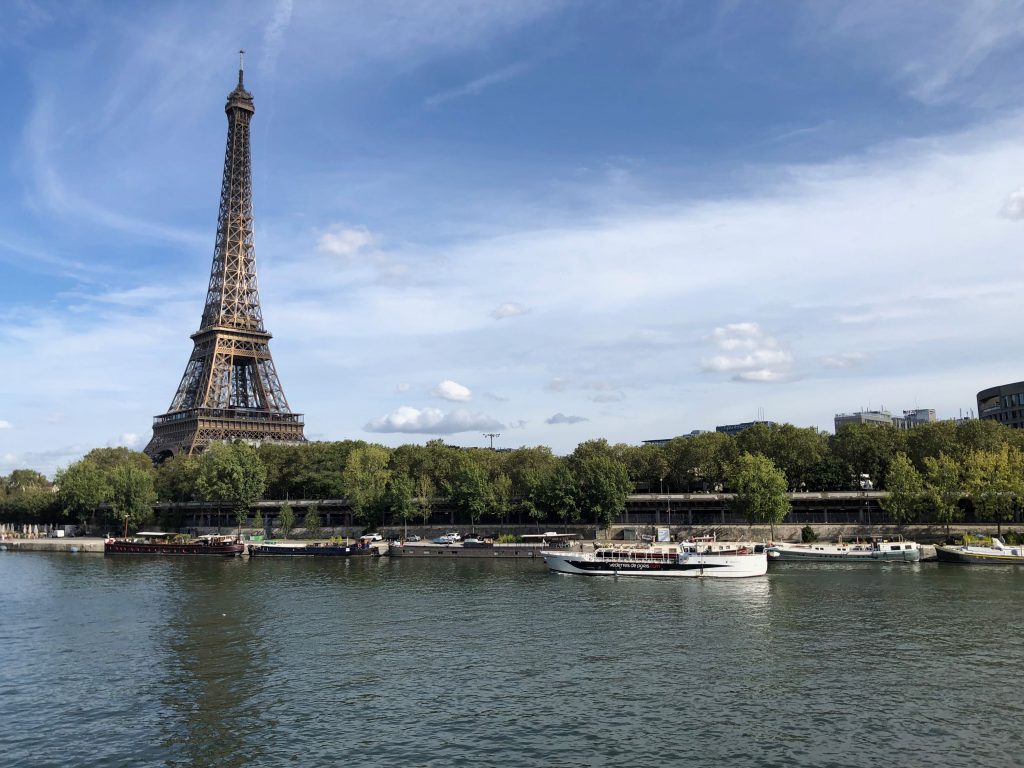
[834,408,937,432]
[715,420,776,437]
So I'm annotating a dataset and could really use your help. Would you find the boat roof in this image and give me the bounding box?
[522,532,581,540]
[135,531,175,538]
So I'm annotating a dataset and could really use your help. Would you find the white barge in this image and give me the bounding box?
[767,539,921,562]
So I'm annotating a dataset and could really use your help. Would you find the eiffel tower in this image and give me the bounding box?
[145,53,305,460]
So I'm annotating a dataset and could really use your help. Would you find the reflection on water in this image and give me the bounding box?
[1,554,1021,767]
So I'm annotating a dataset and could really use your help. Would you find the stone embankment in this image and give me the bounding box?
[0,537,105,553]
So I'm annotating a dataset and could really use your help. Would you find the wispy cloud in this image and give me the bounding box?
[999,187,1024,220]
[491,302,530,319]
[821,352,867,369]
[261,0,293,74]
[811,2,1024,104]
[546,412,588,425]
[364,406,503,434]
[316,225,377,259]
[425,61,531,107]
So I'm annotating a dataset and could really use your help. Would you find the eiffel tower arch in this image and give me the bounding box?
[145,55,305,461]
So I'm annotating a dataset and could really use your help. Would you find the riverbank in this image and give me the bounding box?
[0,537,105,553]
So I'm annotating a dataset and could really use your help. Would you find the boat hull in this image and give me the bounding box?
[935,545,1024,565]
[543,551,767,578]
[768,544,920,562]
[104,541,244,556]
[248,544,374,557]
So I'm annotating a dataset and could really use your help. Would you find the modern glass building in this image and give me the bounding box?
[977,382,1024,429]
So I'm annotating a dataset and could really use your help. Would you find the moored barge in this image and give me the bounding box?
[767,539,921,562]
[104,532,244,556]
[247,541,376,557]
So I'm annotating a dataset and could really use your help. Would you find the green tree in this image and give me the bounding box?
[303,504,322,539]
[665,431,737,492]
[804,456,853,491]
[955,419,1010,458]
[109,464,156,536]
[252,508,265,534]
[55,459,110,528]
[572,454,632,530]
[4,469,51,495]
[386,472,418,535]
[415,473,435,526]
[196,442,268,532]
[768,424,828,490]
[831,423,907,490]
[922,453,963,535]
[154,454,199,503]
[278,502,295,537]
[449,459,492,532]
[728,453,789,539]
[905,420,958,470]
[879,452,923,528]
[621,442,669,493]
[538,462,579,525]
[342,444,392,526]
[963,445,1024,535]
[492,472,513,526]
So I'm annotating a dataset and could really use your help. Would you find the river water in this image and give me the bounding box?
[1,552,1021,767]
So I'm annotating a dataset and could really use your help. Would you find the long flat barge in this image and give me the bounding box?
[389,542,548,558]
[248,542,376,557]
[104,532,244,556]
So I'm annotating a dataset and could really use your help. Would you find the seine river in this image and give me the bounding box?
[2,551,1022,767]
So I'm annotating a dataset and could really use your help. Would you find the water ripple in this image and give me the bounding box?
[0,555,1021,766]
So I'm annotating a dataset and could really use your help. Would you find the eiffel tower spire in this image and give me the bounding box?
[145,58,305,460]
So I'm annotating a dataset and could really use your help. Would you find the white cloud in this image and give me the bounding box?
[999,187,1024,220]
[364,406,503,434]
[432,379,472,402]
[491,302,529,319]
[316,225,377,259]
[0,420,12,429]
[395,383,411,393]
[702,323,793,383]
[117,432,140,448]
[822,352,867,369]
[546,412,588,425]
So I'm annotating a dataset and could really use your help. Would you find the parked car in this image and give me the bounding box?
[360,533,383,542]
[405,534,422,542]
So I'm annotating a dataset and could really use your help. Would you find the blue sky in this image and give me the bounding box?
[4,1,1024,475]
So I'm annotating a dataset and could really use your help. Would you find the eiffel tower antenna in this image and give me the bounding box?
[145,57,305,460]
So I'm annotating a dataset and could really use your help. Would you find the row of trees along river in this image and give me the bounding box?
[3,419,1024,536]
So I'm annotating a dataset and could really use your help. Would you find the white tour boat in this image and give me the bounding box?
[767,539,921,562]
[542,536,768,578]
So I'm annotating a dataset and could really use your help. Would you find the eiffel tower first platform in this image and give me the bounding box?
[145,55,305,460]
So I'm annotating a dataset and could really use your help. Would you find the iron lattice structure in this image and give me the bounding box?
[145,58,305,460]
